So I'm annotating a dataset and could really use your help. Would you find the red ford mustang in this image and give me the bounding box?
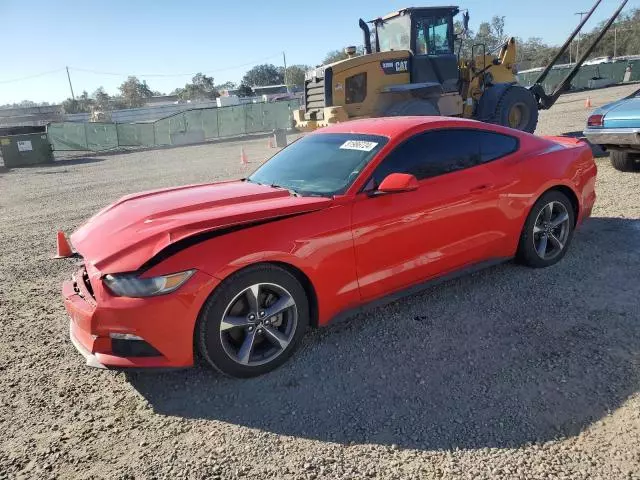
[61,117,596,377]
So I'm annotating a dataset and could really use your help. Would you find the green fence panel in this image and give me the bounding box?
[49,100,303,152]
[116,123,155,147]
[169,113,187,136]
[85,123,118,151]
[245,103,265,134]
[519,59,640,93]
[201,108,219,139]
[217,105,246,137]
[262,103,278,131]
[263,101,295,130]
[184,110,205,138]
[47,122,88,151]
[154,117,171,145]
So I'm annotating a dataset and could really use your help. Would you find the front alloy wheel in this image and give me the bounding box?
[219,283,298,367]
[198,264,309,377]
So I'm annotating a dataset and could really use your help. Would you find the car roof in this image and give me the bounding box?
[312,116,495,140]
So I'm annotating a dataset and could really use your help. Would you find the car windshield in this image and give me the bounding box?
[247,133,387,196]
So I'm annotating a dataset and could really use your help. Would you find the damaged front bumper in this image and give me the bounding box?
[62,264,219,370]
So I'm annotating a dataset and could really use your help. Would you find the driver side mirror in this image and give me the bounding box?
[377,173,419,194]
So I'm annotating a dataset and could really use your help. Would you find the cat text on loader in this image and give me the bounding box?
[293,0,628,133]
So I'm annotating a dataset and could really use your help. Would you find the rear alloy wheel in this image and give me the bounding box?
[517,191,575,268]
[609,150,640,172]
[197,264,309,377]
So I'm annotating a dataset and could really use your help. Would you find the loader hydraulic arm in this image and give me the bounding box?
[529,0,629,110]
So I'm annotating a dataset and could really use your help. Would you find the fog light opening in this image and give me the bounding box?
[109,332,144,341]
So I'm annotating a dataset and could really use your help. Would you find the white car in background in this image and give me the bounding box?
[583,56,613,66]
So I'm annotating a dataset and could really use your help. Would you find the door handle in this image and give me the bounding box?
[469,184,493,193]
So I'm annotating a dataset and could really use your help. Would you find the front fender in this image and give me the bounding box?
[143,205,361,326]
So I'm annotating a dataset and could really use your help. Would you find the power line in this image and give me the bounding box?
[0,68,65,84]
[0,52,284,87]
[68,53,283,78]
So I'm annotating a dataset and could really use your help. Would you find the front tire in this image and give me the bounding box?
[197,264,309,378]
[517,191,575,268]
[492,85,539,133]
[610,150,640,172]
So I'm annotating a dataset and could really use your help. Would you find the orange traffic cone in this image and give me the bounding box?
[240,147,248,165]
[585,96,592,108]
[55,231,73,258]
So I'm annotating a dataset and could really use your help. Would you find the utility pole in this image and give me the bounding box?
[282,51,289,93]
[65,66,75,100]
[574,11,589,60]
[613,26,630,59]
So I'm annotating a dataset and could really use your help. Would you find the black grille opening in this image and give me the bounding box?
[82,269,95,298]
[112,339,162,358]
[305,78,326,119]
[304,67,332,120]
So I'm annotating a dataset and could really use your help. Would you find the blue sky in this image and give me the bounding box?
[0,0,635,104]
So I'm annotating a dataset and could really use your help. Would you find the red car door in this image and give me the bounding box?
[351,128,514,301]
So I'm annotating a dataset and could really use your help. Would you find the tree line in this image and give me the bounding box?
[458,8,639,71]
[53,63,312,114]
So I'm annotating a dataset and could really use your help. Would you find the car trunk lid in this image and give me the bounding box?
[603,97,640,128]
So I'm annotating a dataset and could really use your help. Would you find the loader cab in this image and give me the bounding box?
[371,7,460,92]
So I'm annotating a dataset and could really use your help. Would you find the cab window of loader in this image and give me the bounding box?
[377,15,411,52]
[416,16,452,55]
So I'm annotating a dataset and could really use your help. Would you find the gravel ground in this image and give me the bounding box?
[1,84,639,480]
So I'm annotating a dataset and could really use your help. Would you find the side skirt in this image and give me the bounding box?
[326,257,512,326]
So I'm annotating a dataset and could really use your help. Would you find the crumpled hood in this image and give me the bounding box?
[71,180,331,273]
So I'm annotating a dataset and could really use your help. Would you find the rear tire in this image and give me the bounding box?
[492,85,539,133]
[384,99,440,117]
[609,150,640,172]
[516,191,575,268]
[197,264,309,378]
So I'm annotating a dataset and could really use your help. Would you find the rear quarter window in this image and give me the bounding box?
[476,131,519,163]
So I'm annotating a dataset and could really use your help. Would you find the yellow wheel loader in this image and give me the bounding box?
[293,0,628,133]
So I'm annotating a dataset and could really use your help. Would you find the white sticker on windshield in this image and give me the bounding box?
[339,140,378,152]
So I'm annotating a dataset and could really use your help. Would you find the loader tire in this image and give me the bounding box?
[492,85,539,133]
[384,99,440,117]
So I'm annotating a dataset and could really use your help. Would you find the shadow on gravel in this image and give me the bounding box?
[46,157,106,168]
[0,157,106,171]
[129,217,640,451]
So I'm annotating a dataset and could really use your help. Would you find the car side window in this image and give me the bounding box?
[476,131,518,163]
[371,129,480,186]
[370,129,519,187]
